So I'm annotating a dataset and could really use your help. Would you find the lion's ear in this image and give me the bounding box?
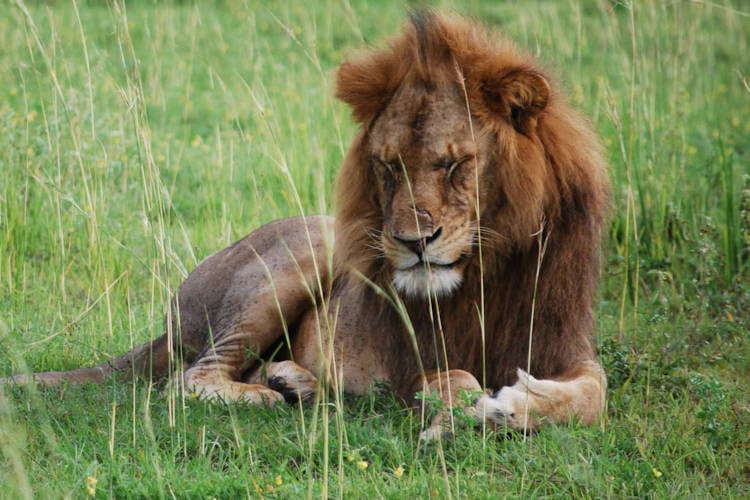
[481,69,550,133]
[335,53,406,124]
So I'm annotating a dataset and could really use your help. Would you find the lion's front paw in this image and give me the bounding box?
[474,385,537,431]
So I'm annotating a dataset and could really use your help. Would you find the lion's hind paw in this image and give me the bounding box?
[183,367,285,406]
[264,361,318,403]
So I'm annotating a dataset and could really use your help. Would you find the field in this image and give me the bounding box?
[1,0,748,497]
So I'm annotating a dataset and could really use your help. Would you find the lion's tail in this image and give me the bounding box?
[3,334,172,387]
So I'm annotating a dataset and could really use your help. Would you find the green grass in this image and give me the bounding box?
[1,0,748,497]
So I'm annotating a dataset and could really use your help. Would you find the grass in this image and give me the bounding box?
[1,0,748,497]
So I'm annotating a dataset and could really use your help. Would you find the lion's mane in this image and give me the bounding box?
[332,11,610,397]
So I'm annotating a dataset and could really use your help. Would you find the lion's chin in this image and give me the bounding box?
[392,265,463,299]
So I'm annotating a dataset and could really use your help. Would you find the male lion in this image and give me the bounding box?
[6,12,610,439]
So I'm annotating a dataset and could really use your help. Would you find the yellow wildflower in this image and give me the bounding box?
[86,476,98,496]
[357,460,368,471]
[652,468,662,478]
[394,465,404,478]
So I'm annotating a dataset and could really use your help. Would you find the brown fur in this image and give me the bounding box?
[4,12,609,437]
[330,11,609,399]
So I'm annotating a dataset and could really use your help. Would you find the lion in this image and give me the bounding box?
[5,11,610,439]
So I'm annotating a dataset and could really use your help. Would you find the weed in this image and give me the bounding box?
[688,373,734,449]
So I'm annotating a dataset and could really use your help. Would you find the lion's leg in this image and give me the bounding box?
[181,319,291,406]
[419,369,484,442]
[475,360,606,431]
[180,217,333,406]
[180,276,327,406]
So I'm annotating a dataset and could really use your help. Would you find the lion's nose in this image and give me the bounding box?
[393,227,443,257]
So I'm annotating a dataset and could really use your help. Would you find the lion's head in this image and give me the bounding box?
[333,11,608,302]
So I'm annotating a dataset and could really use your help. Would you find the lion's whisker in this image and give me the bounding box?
[470,223,507,249]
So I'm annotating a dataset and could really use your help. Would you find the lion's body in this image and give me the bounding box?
[7,12,610,436]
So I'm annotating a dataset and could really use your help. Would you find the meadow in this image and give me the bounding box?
[0,0,748,497]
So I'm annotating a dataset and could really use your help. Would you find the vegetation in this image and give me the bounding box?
[1,0,748,497]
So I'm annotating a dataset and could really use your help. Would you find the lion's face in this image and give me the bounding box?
[366,81,487,298]
[335,14,557,300]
